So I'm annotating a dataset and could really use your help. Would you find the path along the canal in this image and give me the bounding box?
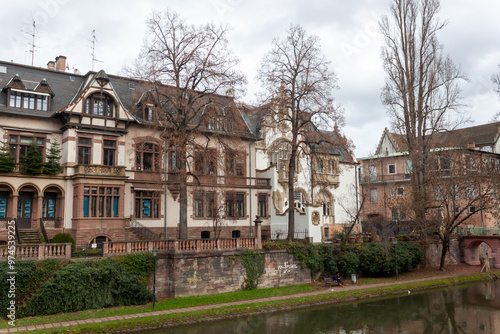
[0,264,496,333]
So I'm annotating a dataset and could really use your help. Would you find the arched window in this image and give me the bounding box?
[294,190,306,210]
[85,93,115,117]
[268,139,292,171]
[136,142,161,171]
[318,191,334,217]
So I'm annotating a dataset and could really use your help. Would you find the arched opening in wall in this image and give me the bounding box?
[476,241,493,269]
[89,235,111,250]
[0,187,13,220]
[201,231,210,239]
[42,186,64,228]
[232,230,241,238]
[17,185,39,229]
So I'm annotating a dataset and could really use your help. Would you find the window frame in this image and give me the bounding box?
[84,92,115,117]
[134,190,160,219]
[83,186,120,218]
[226,192,245,219]
[136,141,161,172]
[8,89,50,112]
[387,163,396,175]
[78,137,92,165]
[102,139,116,166]
[9,135,45,164]
[193,191,216,219]
[258,193,267,218]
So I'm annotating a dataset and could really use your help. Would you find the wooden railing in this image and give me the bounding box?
[0,243,72,261]
[103,237,257,257]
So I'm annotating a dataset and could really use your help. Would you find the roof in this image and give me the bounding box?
[0,61,85,117]
[376,122,500,155]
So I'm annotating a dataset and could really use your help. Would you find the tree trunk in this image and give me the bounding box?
[179,184,188,240]
[439,234,449,271]
[287,148,296,240]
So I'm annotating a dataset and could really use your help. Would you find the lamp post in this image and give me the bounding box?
[152,246,157,309]
[393,238,398,280]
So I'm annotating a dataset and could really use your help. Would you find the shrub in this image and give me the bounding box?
[51,233,76,251]
[358,242,423,276]
[337,251,359,277]
[0,260,65,318]
[116,253,155,286]
[20,258,153,317]
[288,243,337,277]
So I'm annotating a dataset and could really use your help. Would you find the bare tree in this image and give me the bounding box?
[491,65,500,122]
[258,24,346,239]
[126,10,246,239]
[425,150,500,270]
[379,0,468,237]
[338,186,367,246]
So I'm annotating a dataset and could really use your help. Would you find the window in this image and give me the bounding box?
[195,150,216,175]
[226,150,245,177]
[201,231,211,239]
[84,186,120,218]
[8,90,49,111]
[136,142,160,171]
[232,230,241,238]
[396,187,404,196]
[269,140,292,170]
[168,146,177,171]
[42,193,57,218]
[453,205,461,215]
[102,140,116,166]
[134,191,160,219]
[9,135,45,164]
[328,159,335,174]
[435,186,444,201]
[144,106,153,121]
[452,185,461,200]
[370,188,378,203]
[258,193,267,217]
[317,158,325,174]
[388,163,396,175]
[466,185,477,199]
[391,208,406,220]
[78,137,92,164]
[404,159,412,176]
[294,191,306,208]
[84,93,114,117]
[468,205,477,214]
[323,202,332,216]
[226,192,245,218]
[194,191,216,218]
[369,165,377,181]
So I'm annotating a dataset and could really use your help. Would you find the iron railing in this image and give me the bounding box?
[270,229,309,240]
[130,219,161,240]
[39,219,49,243]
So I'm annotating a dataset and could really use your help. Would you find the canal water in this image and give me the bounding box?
[143,281,500,333]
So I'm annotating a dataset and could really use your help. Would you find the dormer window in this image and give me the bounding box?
[4,75,53,112]
[85,93,114,117]
[8,91,49,111]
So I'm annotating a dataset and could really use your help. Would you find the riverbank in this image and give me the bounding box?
[1,264,498,334]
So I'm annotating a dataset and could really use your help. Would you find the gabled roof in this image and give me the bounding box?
[0,60,86,117]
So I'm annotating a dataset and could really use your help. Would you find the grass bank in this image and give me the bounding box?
[10,272,496,334]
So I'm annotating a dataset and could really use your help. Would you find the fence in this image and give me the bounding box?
[269,230,309,241]
[0,243,72,261]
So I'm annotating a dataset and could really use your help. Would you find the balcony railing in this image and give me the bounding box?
[167,172,270,187]
[360,173,411,184]
[0,243,72,261]
[103,237,257,256]
[74,164,126,177]
[312,172,340,186]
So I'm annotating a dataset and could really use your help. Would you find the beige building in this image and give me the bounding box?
[0,57,271,245]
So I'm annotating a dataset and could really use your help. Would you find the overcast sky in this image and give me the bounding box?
[1,0,499,158]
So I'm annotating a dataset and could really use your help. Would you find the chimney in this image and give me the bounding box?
[47,61,55,70]
[55,55,67,71]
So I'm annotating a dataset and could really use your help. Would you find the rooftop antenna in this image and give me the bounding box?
[88,29,103,71]
[23,20,39,66]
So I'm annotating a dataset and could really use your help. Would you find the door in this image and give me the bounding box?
[17,192,33,229]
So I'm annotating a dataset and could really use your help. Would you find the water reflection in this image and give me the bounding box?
[144,281,500,334]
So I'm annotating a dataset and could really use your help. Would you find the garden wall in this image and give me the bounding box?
[153,250,311,298]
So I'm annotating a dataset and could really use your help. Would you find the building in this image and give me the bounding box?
[360,124,500,232]
[0,56,271,245]
[240,98,359,243]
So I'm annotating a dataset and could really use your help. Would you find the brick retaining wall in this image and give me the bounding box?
[153,250,311,298]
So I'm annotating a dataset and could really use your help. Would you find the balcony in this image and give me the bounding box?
[360,173,410,184]
[278,170,297,185]
[74,164,126,177]
[312,172,340,187]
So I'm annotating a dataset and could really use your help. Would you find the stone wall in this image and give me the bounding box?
[153,250,311,298]
[423,239,461,267]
